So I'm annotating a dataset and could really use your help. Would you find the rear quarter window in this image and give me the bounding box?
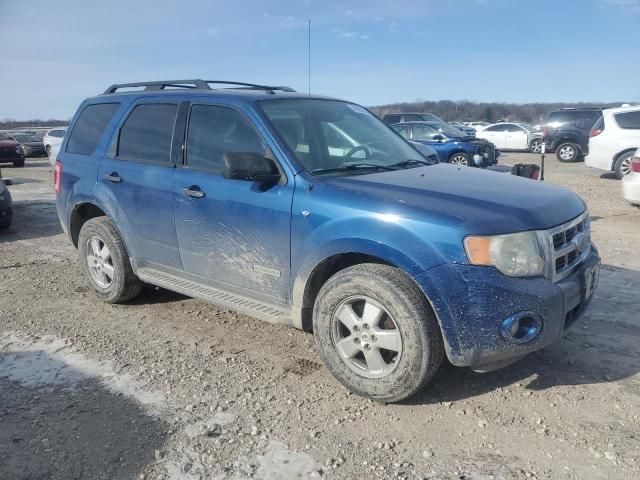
[547,111,576,127]
[66,103,120,155]
[614,111,640,129]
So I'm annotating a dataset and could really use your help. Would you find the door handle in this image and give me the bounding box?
[104,172,122,183]
[183,186,205,198]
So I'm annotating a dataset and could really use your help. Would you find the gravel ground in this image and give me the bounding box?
[1,154,639,480]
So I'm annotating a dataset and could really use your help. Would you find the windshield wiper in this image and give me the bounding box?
[390,158,433,168]
[311,162,397,175]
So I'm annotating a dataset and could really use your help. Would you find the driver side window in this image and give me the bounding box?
[412,125,439,140]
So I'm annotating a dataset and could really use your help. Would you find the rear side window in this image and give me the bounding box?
[117,104,178,163]
[384,114,401,124]
[547,111,575,127]
[485,124,507,132]
[615,111,640,129]
[66,103,120,155]
[186,105,267,172]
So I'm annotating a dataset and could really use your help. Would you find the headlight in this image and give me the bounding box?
[16,145,24,154]
[464,231,547,277]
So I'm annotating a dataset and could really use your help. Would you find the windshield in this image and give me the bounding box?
[13,134,37,142]
[261,99,426,176]
[424,122,468,138]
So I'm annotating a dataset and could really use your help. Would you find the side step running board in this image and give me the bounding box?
[137,267,293,326]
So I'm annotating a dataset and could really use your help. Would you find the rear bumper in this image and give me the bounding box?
[415,247,600,369]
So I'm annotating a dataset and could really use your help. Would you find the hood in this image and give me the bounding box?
[322,164,585,234]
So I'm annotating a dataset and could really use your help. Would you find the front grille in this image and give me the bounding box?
[547,211,591,282]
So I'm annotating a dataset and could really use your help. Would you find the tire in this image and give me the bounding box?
[78,216,142,304]
[529,139,543,154]
[45,145,51,156]
[13,159,25,168]
[449,152,470,166]
[556,142,580,162]
[614,150,634,179]
[313,263,444,403]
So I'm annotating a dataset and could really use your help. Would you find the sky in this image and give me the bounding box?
[1,0,639,120]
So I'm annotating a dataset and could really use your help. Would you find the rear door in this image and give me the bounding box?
[96,99,182,268]
[172,102,293,300]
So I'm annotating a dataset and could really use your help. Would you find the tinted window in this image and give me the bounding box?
[580,111,602,129]
[403,114,424,122]
[67,103,120,155]
[51,130,66,138]
[505,124,525,132]
[615,111,640,129]
[485,124,507,132]
[547,111,576,127]
[384,114,401,124]
[186,105,267,172]
[117,104,177,163]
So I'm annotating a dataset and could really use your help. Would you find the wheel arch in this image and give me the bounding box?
[611,148,637,171]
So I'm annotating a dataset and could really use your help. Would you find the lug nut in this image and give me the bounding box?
[364,344,371,351]
[353,325,359,332]
[363,323,369,329]
[354,338,360,344]
[371,335,377,342]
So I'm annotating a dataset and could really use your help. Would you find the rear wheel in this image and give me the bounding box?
[556,142,580,162]
[313,264,444,402]
[78,217,142,303]
[449,152,470,166]
[614,150,634,179]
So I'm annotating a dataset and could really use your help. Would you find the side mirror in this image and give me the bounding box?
[432,134,445,141]
[222,152,281,184]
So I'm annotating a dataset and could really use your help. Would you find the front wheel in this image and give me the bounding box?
[449,152,470,166]
[556,142,580,162]
[529,139,543,154]
[78,217,142,303]
[313,264,444,403]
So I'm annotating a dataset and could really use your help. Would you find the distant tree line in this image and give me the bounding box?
[370,100,628,124]
[0,119,68,129]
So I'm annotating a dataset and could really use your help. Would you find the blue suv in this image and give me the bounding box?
[55,80,600,402]
[392,121,498,167]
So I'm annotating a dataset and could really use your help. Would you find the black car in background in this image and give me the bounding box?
[0,175,12,229]
[10,133,47,157]
[543,108,602,163]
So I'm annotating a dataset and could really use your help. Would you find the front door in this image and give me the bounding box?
[173,103,293,300]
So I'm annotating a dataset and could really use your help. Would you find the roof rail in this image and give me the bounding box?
[102,79,296,95]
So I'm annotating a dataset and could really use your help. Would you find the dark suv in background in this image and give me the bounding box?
[543,108,602,163]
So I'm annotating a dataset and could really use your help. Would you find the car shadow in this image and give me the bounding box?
[0,199,63,242]
[0,351,167,480]
[406,264,640,405]
[127,284,189,305]
[599,172,619,181]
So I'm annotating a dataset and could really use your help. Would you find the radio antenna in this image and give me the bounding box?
[307,19,311,96]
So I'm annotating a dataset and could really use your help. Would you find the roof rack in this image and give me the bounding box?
[102,79,296,95]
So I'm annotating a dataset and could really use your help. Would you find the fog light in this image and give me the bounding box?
[500,312,542,344]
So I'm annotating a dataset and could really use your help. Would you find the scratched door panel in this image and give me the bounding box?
[172,104,292,300]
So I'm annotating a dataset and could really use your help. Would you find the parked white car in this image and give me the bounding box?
[622,148,640,206]
[586,106,640,179]
[476,122,543,153]
[43,127,67,157]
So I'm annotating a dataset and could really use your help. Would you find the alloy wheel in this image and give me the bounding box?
[558,145,575,161]
[620,156,632,176]
[86,236,115,289]
[450,155,469,166]
[331,296,403,379]
[530,140,543,154]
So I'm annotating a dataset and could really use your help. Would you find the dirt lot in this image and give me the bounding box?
[1,154,639,480]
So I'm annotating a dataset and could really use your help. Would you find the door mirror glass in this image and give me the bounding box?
[222,152,281,184]
[432,134,445,141]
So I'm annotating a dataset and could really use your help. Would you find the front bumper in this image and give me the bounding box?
[415,247,600,370]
